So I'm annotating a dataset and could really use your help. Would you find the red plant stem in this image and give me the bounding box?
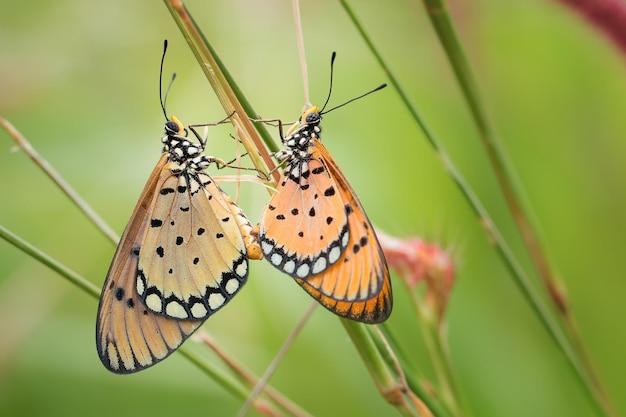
[556,0,626,56]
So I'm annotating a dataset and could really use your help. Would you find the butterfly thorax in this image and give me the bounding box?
[161,119,211,174]
[277,108,323,178]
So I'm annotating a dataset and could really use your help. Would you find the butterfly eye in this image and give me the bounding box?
[165,120,180,134]
[305,112,321,125]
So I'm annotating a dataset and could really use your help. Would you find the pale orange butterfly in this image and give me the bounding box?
[259,55,392,323]
[96,41,261,373]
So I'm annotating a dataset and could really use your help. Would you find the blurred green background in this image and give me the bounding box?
[1,1,625,416]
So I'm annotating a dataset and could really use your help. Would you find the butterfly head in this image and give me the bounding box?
[161,115,209,171]
[283,106,323,154]
[302,106,322,126]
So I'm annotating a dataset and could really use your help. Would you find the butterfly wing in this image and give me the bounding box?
[299,139,391,323]
[260,155,350,278]
[136,166,249,320]
[96,154,202,374]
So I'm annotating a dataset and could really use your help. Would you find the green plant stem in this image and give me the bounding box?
[420,1,614,416]
[163,0,280,184]
[176,348,282,417]
[197,332,313,417]
[0,223,290,416]
[0,117,119,244]
[412,295,463,417]
[421,0,570,322]
[373,325,455,417]
[338,2,612,417]
[164,3,417,415]
[236,302,317,417]
[342,320,422,417]
[0,224,101,298]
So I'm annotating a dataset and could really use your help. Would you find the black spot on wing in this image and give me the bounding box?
[115,287,124,301]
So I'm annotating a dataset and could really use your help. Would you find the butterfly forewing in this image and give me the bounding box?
[136,166,248,320]
[96,154,203,373]
[260,157,349,278]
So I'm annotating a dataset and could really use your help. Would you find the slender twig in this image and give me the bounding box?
[418,1,614,415]
[420,0,570,319]
[236,302,317,417]
[163,0,279,183]
[375,325,455,417]
[196,332,313,417]
[338,3,611,417]
[0,222,290,416]
[164,4,414,416]
[372,326,436,417]
[292,0,311,109]
[341,320,419,417]
[0,224,101,298]
[0,117,119,243]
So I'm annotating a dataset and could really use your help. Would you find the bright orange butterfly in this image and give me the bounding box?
[259,94,392,323]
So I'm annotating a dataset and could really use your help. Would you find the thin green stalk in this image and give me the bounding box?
[0,117,119,244]
[338,3,610,417]
[236,302,317,417]
[163,0,279,184]
[0,224,101,298]
[411,295,463,417]
[341,320,422,417]
[420,0,569,314]
[419,2,614,415]
[197,332,313,417]
[419,0,570,325]
[164,3,415,415]
[0,223,288,416]
[374,325,455,417]
[176,348,282,417]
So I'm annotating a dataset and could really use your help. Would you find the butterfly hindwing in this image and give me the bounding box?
[136,166,248,320]
[295,139,392,323]
[260,156,349,278]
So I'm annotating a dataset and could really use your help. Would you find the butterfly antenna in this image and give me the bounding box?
[320,83,387,116]
[319,51,337,113]
[159,40,177,121]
